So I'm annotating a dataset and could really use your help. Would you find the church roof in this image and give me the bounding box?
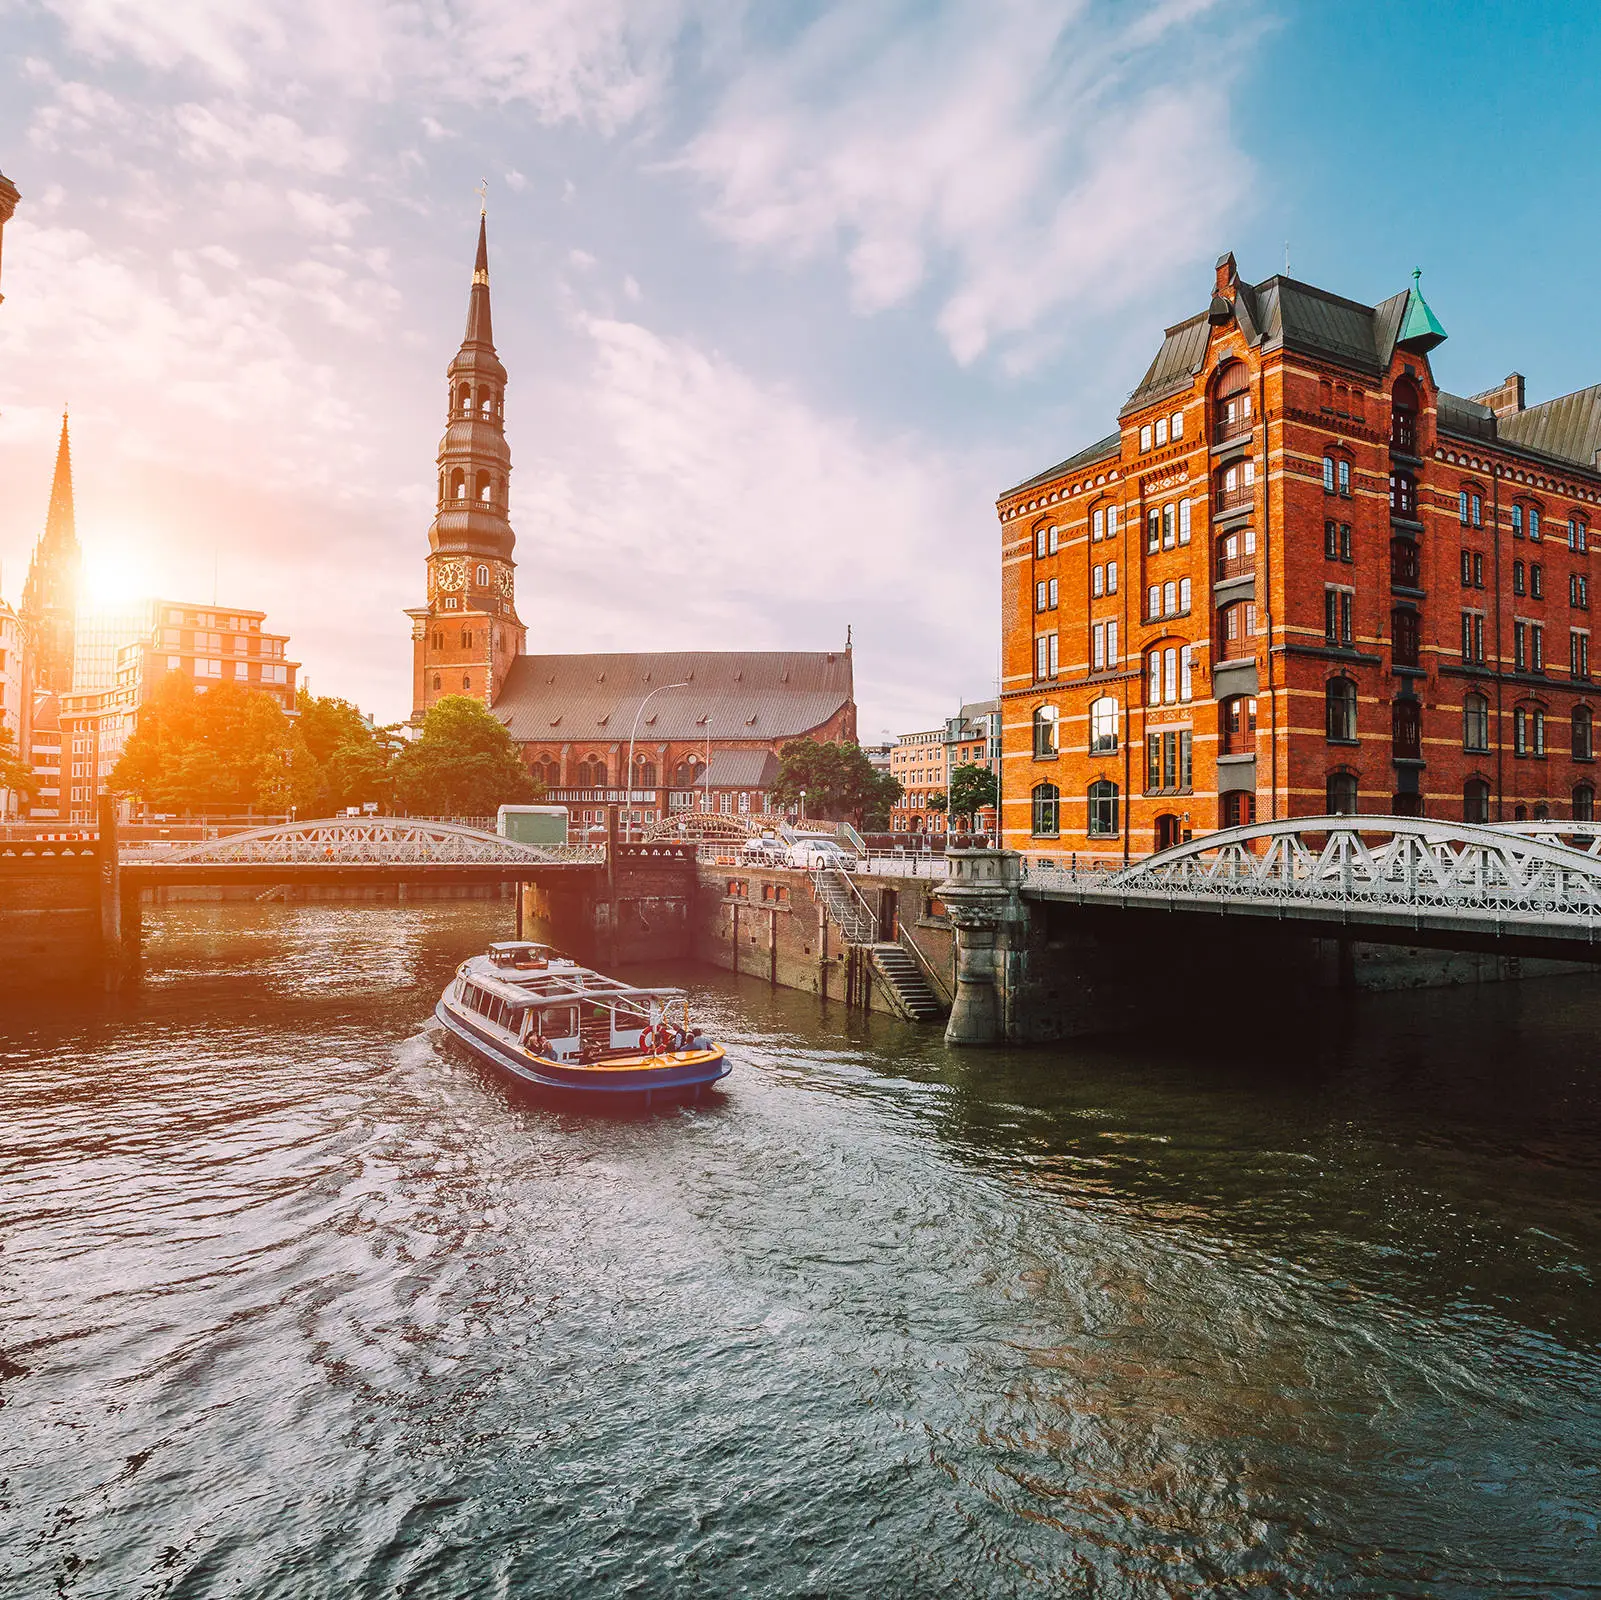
[494,650,854,745]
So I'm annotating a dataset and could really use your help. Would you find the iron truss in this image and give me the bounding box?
[135,817,604,868]
[1025,815,1601,934]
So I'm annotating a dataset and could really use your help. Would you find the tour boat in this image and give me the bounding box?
[435,940,731,1103]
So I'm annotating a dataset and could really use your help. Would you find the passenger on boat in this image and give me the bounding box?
[687,1029,713,1052]
[529,1031,551,1059]
[653,1021,674,1054]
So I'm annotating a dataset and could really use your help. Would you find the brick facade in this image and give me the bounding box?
[999,253,1601,860]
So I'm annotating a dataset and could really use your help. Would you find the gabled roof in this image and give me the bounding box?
[493,651,853,746]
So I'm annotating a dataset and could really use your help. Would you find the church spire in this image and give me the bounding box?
[21,408,82,693]
[463,214,493,348]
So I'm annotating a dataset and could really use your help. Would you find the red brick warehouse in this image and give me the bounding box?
[998,252,1601,861]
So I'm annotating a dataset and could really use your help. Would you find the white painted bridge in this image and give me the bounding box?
[1022,815,1601,954]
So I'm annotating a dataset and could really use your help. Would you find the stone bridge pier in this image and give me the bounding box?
[940,849,1029,1046]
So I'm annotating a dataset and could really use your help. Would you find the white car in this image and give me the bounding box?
[786,838,857,872]
[739,836,789,866]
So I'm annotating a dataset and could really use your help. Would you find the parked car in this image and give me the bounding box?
[786,838,858,872]
[740,835,789,866]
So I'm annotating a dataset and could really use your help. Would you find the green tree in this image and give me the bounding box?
[771,738,901,827]
[291,689,400,814]
[390,695,539,816]
[948,763,998,826]
[111,673,295,815]
[0,722,37,811]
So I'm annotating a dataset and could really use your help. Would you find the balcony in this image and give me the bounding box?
[1390,410,1418,455]
[1389,538,1420,590]
[1216,540,1255,582]
[1213,403,1252,444]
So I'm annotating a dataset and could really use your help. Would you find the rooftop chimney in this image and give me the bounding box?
[1470,372,1526,417]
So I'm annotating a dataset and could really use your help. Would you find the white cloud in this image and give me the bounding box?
[679,0,1252,364]
[171,103,348,174]
[286,189,369,239]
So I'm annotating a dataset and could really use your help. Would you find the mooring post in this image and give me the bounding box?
[97,794,124,990]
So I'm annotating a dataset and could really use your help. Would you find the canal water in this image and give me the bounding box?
[2,904,1598,1599]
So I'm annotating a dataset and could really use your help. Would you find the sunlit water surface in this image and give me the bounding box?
[2,903,1598,1598]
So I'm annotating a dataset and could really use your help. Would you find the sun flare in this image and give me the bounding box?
[80,542,157,612]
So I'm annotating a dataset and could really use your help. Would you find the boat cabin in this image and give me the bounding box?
[453,958,698,1064]
[487,941,573,971]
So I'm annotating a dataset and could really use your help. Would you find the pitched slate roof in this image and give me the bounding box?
[493,651,853,746]
[1004,432,1121,496]
[1438,382,1601,474]
[704,747,780,788]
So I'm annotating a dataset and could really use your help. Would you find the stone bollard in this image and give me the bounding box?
[940,848,1025,1046]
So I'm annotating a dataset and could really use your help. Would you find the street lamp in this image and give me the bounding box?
[626,680,688,839]
[799,787,806,824]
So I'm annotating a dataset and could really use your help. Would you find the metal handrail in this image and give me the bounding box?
[811,861,878,943]
[896,926,953,1004]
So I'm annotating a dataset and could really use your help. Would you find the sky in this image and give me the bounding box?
[1,0,1599,740]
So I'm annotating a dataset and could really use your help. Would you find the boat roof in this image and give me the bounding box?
[462,953,687,1010]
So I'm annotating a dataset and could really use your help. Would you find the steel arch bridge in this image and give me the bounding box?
[121,816,604,884]
[1022,815,1601,955]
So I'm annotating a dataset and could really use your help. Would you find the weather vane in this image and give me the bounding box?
[477,177,488,216]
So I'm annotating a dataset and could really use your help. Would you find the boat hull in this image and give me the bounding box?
[435,999,731,1100]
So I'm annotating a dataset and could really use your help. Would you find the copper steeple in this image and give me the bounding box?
[21,410,82,693]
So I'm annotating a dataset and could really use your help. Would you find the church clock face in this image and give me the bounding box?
[495,567,514,595]
[432,557,467,595]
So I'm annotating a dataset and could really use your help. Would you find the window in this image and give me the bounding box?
[1107,561,1118,594]
[1155,417,1169,446]
[1106,621,1119,665]
[1533,624,1545,672]
[1326,772,1358,814]
[1179,577,1192,612]
[1145,731,1193,792]
[1223,694,1258,753]
[1464,779,1491,824]
[1140,425,1152,451]
[1326,678,1357,743]
[1392,538,1420,587]
[1514,706,1546,756]
[1461,611,1486,664]
[1570,517,1589,553]
[1092,622,1106,670]
[1532,563,1544,600]
[1326,520,1354,563]
[1513,559,1526,596]
[1147,510,1161,553]
[1221,791,1257,828]
[1087,780,1119,838]
[1164,647,1176,703]
[1391,380,1418,453]
[1572,574,1589,609]
[1512,503,1524,538]
[1338,459,1351,497]
[475,564,490,587]
[1106,506,1118,538]
[1148,584,1161,620]
[1032,705,1059,758]
[1392,699,1421,759]
[1036,579,1057,611]
[1092,566,1104,598]
[1575,706,1594,761]
[1089,697,1119,753]
[1218,458,1255,509]
[1034,633,1058,681]
[1220,601,1256,660]
[1392,607,1420,668]
[1325,588,1354,647]
[1458,487,1483,528]
[1390,470,1417,517]
[1171,410,1184,440]
[1092,508,1104,540]
[1163,580,1177,617]
[1323,456,1336,494]
[1162,505,1175,549]
[1530,507,1542,542]
[1464,691,1490,752]
[1515,621,1527,670]
[1218,529,1255,579]
[1572,630,1591,680]
[1031,782,1060,837]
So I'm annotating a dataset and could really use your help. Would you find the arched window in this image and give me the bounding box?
[1569,514,1589,554]
[476,470,492,503]
[1032,704,1059,758]
[1513,704,1547,756]
[480,391,494,417]
[1217,457,1254,511]
[1221,791,1256,828]
[1391,377,1419,453]
[1463,778,1491,824]
[1325,771,1358,814]
[450,468,467,500]
[1464,692,1490,752]
[1574,783,1595,823]
[1086,779,1119,838]
[1031,782,1060,838]
[634,757,657,788]
[1390,469,1417,518]
[1088,696,1119,753]
[1212,363,1251,440]
[461,673,471,691]
[1219,600,1256,661]
[431,673,441,691]
[1392,699,1421,759]
[1574,706,1594,761]
[1325,678,1357,743]
[673,757,700,788]
[456,383,471,415]
[1458,483,1484,528]
[1216,526,1256,580]
[1534,802,1550,821]
[1222,694,1258,753]
[475,564,489,587]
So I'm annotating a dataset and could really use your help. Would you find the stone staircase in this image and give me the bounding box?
[868,942,945,1022]
[812,864,878,945]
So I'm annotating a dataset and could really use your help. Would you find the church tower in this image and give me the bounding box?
[21,410,82,693]
[408,214,525,722]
